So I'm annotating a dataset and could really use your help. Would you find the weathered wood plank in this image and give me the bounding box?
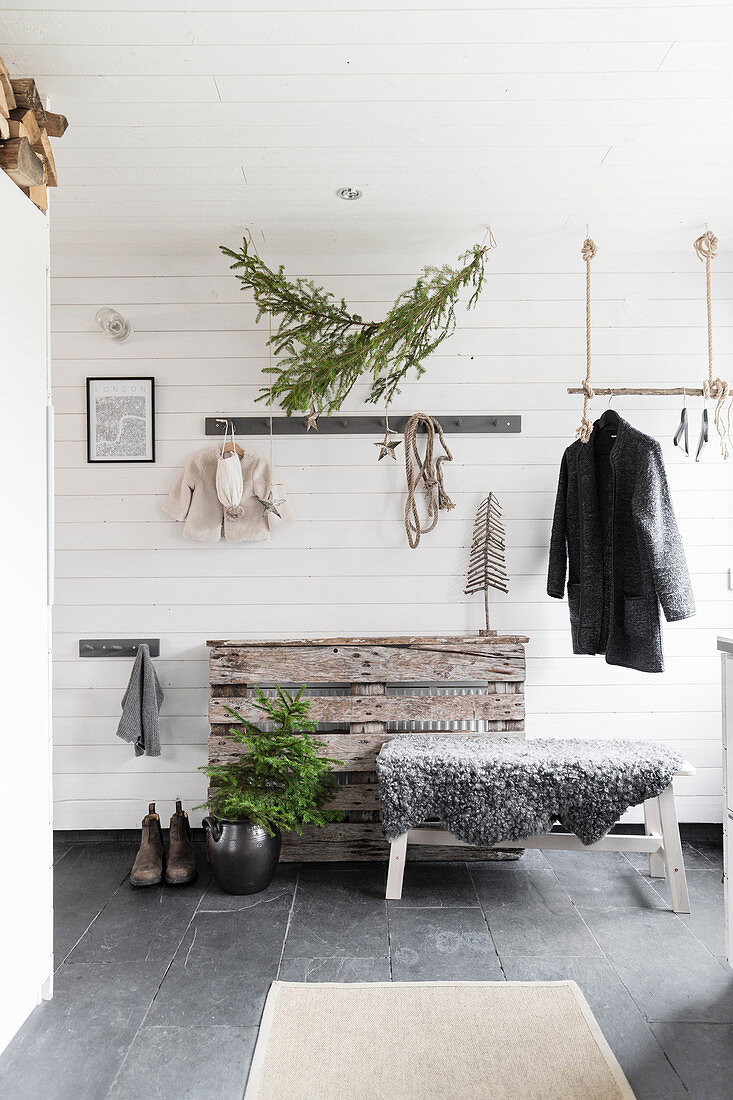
[279,824,520,863]
[329,785,379,811]
[206,781,379,812]
[210,691,526,724]
[207,636,529,647]
[209,728,524,771]
[209,644,526,684]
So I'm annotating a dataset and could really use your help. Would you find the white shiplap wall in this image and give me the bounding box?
[52,243,733,829]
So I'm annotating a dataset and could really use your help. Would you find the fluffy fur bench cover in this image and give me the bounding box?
[376,736,683,847]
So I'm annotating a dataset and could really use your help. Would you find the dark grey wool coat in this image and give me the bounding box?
[547,416,695,673]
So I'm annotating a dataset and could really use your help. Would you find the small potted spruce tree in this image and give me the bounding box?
[198,685,343,894]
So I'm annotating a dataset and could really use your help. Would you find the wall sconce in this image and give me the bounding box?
[95,307,133,342]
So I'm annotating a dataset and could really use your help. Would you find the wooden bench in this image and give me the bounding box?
[385,760,696,914]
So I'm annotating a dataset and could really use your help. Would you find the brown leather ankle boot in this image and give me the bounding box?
[165,800,198,886]
[130,803,165,887]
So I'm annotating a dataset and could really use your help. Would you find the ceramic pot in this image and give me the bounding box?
[202,817,281,895]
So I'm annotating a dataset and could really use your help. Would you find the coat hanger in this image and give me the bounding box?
[674,388,689,456]
[596,393,621,435]
[217,419,244,457]
[696,406,708,462]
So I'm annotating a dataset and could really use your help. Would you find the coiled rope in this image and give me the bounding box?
[694,229,729,458]
[576,237,598,443]
[403,413,454,549]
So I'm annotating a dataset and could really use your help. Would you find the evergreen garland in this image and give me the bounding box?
[197,685,344,835]
[220,237,491,415]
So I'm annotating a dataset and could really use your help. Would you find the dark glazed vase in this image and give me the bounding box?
[202,817,281,895]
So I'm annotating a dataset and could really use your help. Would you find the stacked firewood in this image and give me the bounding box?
[0,57,67,212]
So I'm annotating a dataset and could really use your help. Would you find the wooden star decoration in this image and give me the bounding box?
[374,430,402,461]
[305,406,319,432]
[255,491,286,519]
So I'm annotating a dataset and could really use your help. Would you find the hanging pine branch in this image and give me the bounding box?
[220,236,492,415]
[465,493,509,634]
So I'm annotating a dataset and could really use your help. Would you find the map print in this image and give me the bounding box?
[95,394,147,457]
[88,379,153,461]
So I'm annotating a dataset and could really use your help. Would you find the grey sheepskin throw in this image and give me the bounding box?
[377,736,683,847]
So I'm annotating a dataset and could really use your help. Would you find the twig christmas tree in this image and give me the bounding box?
[465,493,508,634]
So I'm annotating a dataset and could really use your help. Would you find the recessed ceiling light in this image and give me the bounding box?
[337,187,362,200]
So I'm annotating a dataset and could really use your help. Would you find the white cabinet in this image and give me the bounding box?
[0,171,52,1053]
[717,638,733,966]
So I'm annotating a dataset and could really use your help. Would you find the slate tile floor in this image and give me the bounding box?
[0,839,730,1100]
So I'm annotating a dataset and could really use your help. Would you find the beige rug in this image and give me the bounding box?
[244,980,634,1100]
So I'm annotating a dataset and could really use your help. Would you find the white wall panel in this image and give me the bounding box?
[52,249,732,831]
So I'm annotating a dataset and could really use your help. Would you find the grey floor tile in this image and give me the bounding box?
[147,892,292,1027]
[278,956,391,982]
[470,848,549,872]
[54,842,137,964]
[624,841,719,874]
[0,962,160,1100]
[389,905,503,981]
[389,861,479,908]
[648,868,727,959]
[650,1021,733,1100]
[543,849,666,909]
[53,841,75,865]
[471,860,602,957]
[689,839,724,870]
[67,875,209,967]
[502,956,688,1100]
[109,1025,257,1100]
[283,866,388,959]
[579,905,733,1022]
[199,865,298,912]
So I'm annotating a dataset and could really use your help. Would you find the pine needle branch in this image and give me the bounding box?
[220,237,491,415]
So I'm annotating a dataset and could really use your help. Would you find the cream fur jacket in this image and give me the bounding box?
[162,447,294,543]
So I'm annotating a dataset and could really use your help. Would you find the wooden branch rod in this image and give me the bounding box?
[567,386,704,397]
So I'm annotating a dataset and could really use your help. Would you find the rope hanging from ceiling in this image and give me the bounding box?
[694,229,729,458]
[575,236,598,443]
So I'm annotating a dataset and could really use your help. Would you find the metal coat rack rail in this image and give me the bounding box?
[204,415,521,436]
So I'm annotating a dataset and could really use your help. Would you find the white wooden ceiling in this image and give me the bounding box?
[3,1,733,262]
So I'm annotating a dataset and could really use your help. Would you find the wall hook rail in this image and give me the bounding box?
[79,639,160,658]
[205,415,521,437]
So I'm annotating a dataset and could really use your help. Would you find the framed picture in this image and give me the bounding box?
[86,377,156,463]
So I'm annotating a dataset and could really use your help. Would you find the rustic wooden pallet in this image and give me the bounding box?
[208,635,528,862]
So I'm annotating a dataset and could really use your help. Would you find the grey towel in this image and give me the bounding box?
[116,644,164,757]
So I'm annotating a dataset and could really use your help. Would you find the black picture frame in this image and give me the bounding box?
[86,376,156,463]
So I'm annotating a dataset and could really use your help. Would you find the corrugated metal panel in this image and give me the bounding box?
[248,681,493,733]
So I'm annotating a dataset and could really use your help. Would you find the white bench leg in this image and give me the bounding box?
[643,796,665,878]
[386,833,408,900]
[657,784,691,914]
